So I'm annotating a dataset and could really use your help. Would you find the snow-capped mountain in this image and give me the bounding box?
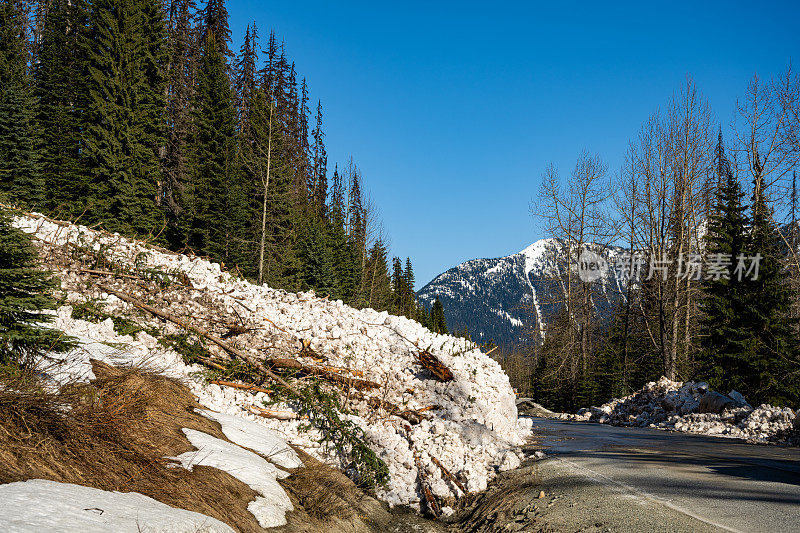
[417,239,626,348]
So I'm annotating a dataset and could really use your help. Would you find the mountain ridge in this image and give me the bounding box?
[417,239,625,348]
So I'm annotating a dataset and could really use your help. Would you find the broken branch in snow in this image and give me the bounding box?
[266,358,381,390]
[413,449,440,518]
[210,380,272,395]
[416,350,454,382]
[74,268,143,280]
[430,455,467,495]
[96,284,298,393]
[361,395,432,425]
[249,406,300,420]
[298,338,327,363]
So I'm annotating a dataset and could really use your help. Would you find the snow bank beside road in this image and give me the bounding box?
[561,377,797,444]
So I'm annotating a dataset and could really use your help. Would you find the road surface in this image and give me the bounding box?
[530,418,800,533]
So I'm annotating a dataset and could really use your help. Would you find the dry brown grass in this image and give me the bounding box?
[0,359,266,532]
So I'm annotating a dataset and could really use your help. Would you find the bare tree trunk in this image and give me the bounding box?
[258,96,274,285]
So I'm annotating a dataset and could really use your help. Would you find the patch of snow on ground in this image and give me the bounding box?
[170,429,294,528]
[0,479,234,533]
[196,409,303,469]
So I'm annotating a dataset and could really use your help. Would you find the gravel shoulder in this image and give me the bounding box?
[447,458,720,533]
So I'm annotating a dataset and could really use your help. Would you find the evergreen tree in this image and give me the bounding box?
[298,216,335,296]
[0,210,73,366]
[162,0,198,246]
[185,31,238,259]
[431,298,448,334]
[404,257,415,316]
[362,239,392,310]
[0,0,43,207]
[82,0,166,235]
[233,23,257,129]
[698,138,751,393]
[744,161,799,405]
[311,100,328,215]
[34,0,89,216]
[198,0,231,58]
[391,256,405,312]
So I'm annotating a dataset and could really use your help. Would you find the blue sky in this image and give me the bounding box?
[227,1,800,288]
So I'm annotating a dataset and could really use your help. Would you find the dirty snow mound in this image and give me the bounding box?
[561,377,797,444]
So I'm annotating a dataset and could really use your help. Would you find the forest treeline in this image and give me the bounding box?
[0,0,447,331]
[501,75,800,411]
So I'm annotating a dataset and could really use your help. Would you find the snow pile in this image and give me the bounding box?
[561,377,797,444]
[13,211,529,509]
[0,479,235,533]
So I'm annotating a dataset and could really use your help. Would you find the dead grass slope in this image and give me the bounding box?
[0,360,393,532]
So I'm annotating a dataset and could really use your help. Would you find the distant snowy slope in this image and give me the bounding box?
[417,239,625,347]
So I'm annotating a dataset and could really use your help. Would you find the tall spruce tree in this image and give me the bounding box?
[431,298,448,334]
[185,31,237,259]
[0,210,73,366]
[744,163,799,405]
[82,0,166,236]
[199,0,231,58]
[311,100,327,215]
[698,137,751,393]
[0,0,43,207]
[233,23,257,129]
[34,0,89,216]
[362,239,392,311]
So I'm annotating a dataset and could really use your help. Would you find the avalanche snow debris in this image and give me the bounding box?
[561,376,797,444]
[12,211,530,510]
[0,479,235,533]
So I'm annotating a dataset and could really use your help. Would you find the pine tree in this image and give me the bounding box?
[0,0,43,207]
[185,31,237,259]
[698,140,750,393]
[34,0,90,216]
[362,239,392,310]
[744,160,799,405]
[162,0,198,245]
[82,0,166,236]
[0,210,73,366]
[431,298,448,334]
[198,0,231,58]
[404,257,415,316]
[233,23,257,129]
[391,256,405,312]
[311,100,328,215]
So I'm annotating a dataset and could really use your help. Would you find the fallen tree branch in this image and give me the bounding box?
[417,350,454,382]
[73,268,142,280]
[99,284,380,393]
[211,380,272,395]
[267,357,381,390]
[97,284,298,394]
[413,449,440,518]
[430,455,467,495]
[361,395,433,425]
[249,406,300,420]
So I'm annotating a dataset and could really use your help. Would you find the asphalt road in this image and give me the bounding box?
[531,418,800,533]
